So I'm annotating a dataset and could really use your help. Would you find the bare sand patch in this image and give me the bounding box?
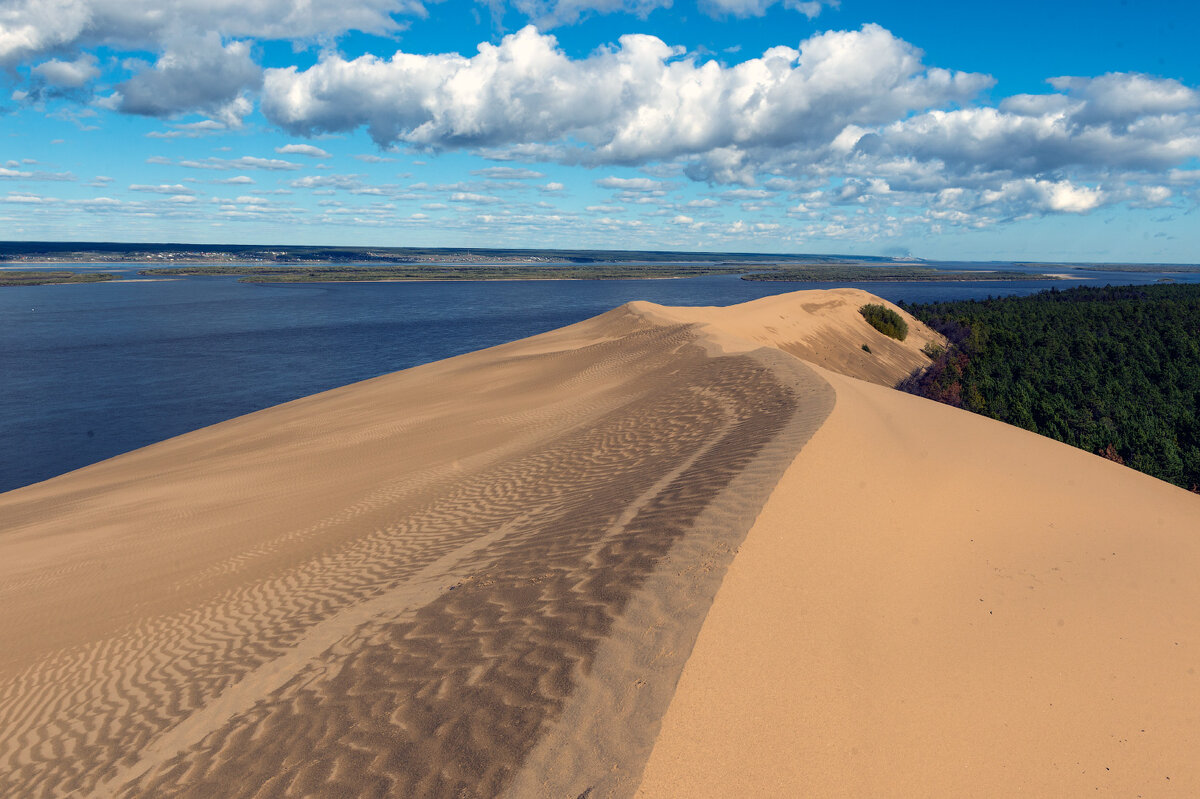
[0,300,831,798]
[636,364,1200,797]
[4,287,1195,798]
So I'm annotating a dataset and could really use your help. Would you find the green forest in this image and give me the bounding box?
[900,283,1200,492]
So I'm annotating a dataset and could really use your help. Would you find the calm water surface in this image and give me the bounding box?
[3,268,1195,492]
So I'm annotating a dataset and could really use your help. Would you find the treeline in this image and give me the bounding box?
[900,283,1200,491]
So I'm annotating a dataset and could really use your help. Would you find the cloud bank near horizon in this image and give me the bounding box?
[2,0,1198,252]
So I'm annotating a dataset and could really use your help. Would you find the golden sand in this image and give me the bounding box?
[1,288,1197,797]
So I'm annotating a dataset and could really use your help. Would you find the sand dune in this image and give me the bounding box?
[1,288,1197,797]
[637,363,1200,797]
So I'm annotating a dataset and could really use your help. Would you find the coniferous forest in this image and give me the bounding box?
[900,283,1200,492]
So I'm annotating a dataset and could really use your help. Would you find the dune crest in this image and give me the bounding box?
[627,287,943,385]
[3,288,1197,798]
[0,293,834,798]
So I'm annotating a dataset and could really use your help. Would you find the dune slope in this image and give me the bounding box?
[2,287,1197,798]
[637,363,1200,797]
[0,300,833,798]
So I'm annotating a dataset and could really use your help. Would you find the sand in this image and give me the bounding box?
[637,365,1200,797]
[2,287,1198,797]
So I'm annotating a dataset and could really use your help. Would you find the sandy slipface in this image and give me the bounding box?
[637,364,1200,797]
[4,287,1198,798]
[0,300,834,798]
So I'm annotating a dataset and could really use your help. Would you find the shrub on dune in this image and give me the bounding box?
[859,303,909,341]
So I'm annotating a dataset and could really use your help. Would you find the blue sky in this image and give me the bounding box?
[2,0,1198,261]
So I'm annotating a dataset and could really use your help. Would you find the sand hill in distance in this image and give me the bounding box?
[1,288,1198,797]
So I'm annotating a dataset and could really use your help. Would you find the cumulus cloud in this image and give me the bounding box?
[31,54,100,87]
[291,174,366,190]
[129,183,198,194]
[450,191,503,203]
[256,23,1200,225]
[0,167,75,181]
[471,166,546,179]
[178,156,303,171]
[595,176,664,191]
[6,5,1198,233]
[112,34,261,125]
[980,178,1105,215]
[701,0,836,19]
[0,0,416,66]
[145,119,231,138]
[263,24,989,163]
[276,143,331,157]
[864,79,1200,178]
[509,0,671,28]
[1048,72,1198,127]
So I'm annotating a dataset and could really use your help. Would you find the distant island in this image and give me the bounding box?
[131,263,1062,283]
[137,264,748,281]
[0,271,117,286]
[1064,263,1200,273]
[8,241,1199,285]
[0,241,882,267]
[741,266,1060,282]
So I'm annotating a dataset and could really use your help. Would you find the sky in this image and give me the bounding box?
[1,0,1198,261]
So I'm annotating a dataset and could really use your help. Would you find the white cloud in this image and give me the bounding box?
[2,192,55,204]
[595,176,663,191]
[471,166,546,179]
[31,53,99,87]
[1047,72,1198,127]
[114,34,260,125]
[145,120,231,139]
[291,174,365,190]
[450,192,502,203]
[980,178,1105,214]
[0,167,75,181]
[701,0,835,19]
[4,8,1197,235]
[276,143,332,158]
[512,0,835,25]
[129,183,198,194]
[263,25,990,163]
[508,0,670,28]
[0,0,417,66]
[178,156,302,171]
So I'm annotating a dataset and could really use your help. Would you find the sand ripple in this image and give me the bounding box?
[0,310,832,798]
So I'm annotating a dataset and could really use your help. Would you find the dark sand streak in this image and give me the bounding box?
[1,310,832,799]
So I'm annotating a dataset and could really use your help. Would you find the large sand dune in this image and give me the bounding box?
[1,288,1197,797]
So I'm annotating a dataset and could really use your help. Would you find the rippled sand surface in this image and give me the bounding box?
[3,288,1197,797]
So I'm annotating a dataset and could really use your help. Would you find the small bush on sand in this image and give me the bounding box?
[922,341,945,359]
[861,344,872,353]
[859,303,909,341]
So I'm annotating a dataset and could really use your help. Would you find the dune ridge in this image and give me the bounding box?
[637,361,1200,796]
[2,287,1197,797]
[0,295,838,798]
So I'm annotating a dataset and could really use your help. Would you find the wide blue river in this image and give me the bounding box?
[2,265,1195,492]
